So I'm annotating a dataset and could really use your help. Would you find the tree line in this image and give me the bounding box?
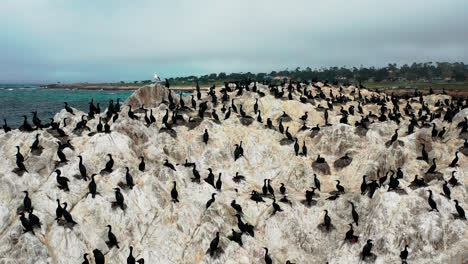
[164,62,467,84]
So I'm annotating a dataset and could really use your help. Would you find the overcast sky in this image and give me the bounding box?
[1,0,467,83]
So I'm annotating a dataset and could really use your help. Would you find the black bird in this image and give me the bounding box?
[449,151,459,167]
[294,138,299,156]
[231,200,243,214]
[396,168,404,179]
[125,168,134,189]
[20,212,34,234]
[254,98,259,114]
[230,229,243,247]
[427,158,437,173]
[62,202,77,225]
[31,111,42,128]
[27,208,41,228]
[171,181,179,203]
[272,197,283,215]
[3,119,11,132]
[279,119,284,133]
[285,127,293,141]
[267,179,274,195]
[345,223,354,241]
[420,144,428,163]
[438,127,446,138]
[302,141,307,156]
[390,129,399,144]
[349,201,359,226]
[203,129,209,144]
[250,190,265,203]
[56,142,68,163]
[206,193,216,209]
[149,109,156,123]
[93,249,105,264]
[212,109,219,121]
[262,179,268,195]
[88,174,97,198]
[64,102,74,115]
[19,115,33,132]
[362,239,374,260]
[400,245,409,263]
[263,247,272,264]
[104,154,114,172]
[55,169,70,191]
[379,170,388,187]
[128,106,138,120]
[164,159,176,171]
[427,190,438,212]
[323,209,331,231]
[314,174,321,191]
[300,112,308,121]
[442,181,451,199]
[280,183,286,195]
[55,199,63,223]
[216,173,222,190]
[234,144,242,161]
[448,171,459,186]
[114,188,125,210]
[336,180,345,193]
[454,200,466,220]
[139,156,145,172]
[209,232,219,256]
[78,155,88,180]
[361,175,367,195]
[235,214,254,237]
[316,155,325,163]
[23,191,32,212]
[127,246,135,264]
[232,172,245,183]
[224,107,231,120]
[82,253,89,264]
[106,225,120,248]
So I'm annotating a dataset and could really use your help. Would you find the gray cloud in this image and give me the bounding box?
[1,0,467,82]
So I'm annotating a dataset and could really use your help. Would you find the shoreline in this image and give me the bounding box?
[40,83,210,91]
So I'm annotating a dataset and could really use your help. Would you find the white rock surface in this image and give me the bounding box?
[0,84,467,264]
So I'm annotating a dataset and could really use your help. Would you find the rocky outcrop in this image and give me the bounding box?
[0,83,466,264]
[124,84,169,108]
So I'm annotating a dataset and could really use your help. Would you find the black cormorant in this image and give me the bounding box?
[216,173,222,190]
[171,181,179,203]
[106,225,120,248]
[209,232,220,256]
[163,159,176,171]
[114,188,125,210]
[93,249,105,264]
[139,156,145,172]
[203,129,209,144]
[125,168,134,189]
[362,239,373,260]
[427,190,438,212]
[78,155,88,180]
[127,246,135,264]
[55,169,70,191]
[314,174,321,191]
[454,200,466,220]
[323,210,331,231]
[206,193,216,209]
[349,201,359,226]
[263,247,272,264]
[88,174,97,198]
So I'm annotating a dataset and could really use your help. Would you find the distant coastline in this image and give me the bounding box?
[40,83,210,91]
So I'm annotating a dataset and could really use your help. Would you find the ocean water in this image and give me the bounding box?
[0,84,134,128]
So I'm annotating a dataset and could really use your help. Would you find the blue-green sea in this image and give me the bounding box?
[0,84,134,128]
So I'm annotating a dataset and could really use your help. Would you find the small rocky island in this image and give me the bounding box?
[0,81,467,264]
